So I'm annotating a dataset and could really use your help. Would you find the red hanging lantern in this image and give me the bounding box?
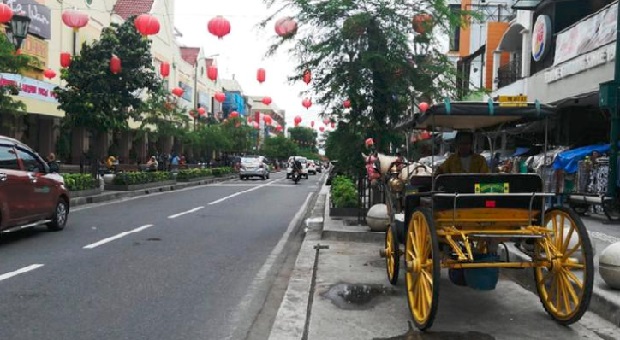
[160,62,170,78]
[419,102,429,113]
[43,69,56,80]
[134,14,160,37]
[412,14,433,35]
[109,55,121,74]
[207,66,218,81]
[331,122,335,129]
[257,68,266,84]
[262,96,272,105]
[274,17,297,37]
[264,115,272,125]
[311,121,315,128]
[172,87,184,97]
[343,99,351,109]
[319,126,325,132]
[302,98,312,109]
[0,4,13,24]
[302,69,311,84]
[294,115,302,126]
[214,91,226,103]
[60,52,72,68]
[365,138,374,147]
[198,107,206,116]
[323,118,330,125]
[252,121,260,129]
[276,126,283,132]
[229,111,239,118]
[208,16,231,39]
[62,9,89,32]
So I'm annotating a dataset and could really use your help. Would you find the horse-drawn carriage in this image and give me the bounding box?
[378,101,594,330]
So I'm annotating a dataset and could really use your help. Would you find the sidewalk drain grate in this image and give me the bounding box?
[321,283,397,310]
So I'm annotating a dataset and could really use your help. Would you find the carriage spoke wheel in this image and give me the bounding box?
[385,225,400,285]
[534,207,594,325]
[405,208,440,330]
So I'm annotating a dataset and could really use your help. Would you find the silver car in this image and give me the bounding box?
[240,156,269,180]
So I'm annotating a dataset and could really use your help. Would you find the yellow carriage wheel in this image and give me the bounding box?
[385,225,400,285]
[405,208,440,330]
[534,207,594,325]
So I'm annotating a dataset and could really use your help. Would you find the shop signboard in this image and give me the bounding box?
[498,95,528,107]
[553,2,617,66]
[0,73,58,103]
[6,0,52,40]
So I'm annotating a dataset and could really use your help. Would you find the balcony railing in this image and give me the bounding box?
[497,59,522,88]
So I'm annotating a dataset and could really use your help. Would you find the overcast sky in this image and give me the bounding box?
[174,0,322,131]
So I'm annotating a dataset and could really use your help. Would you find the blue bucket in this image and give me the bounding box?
[463,254,500,291]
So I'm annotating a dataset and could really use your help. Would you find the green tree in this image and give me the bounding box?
[137,84,190,147]
[325,121,365,176]
[220,117,254,153]
[287,126,317,150]
[55,16,161,173]
[262,0,473,153]
[0,34,31,128]
[263,135,299,159]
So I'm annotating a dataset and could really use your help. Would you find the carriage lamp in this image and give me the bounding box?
[389,177,405,192]
[6,12,31,51]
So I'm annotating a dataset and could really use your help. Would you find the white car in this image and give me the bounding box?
[286,156,309,179]
[307,161,317,175]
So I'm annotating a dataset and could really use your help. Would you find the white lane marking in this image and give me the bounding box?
[589,231,620,244]
[0,264,45,282]
[208,179,282,205]
[83,224,153,249]
[167,206,204,219]
[223,192,313,340]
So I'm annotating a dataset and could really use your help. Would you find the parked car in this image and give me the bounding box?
[307,160,317,175]
[314,160,322,173]
[0,136,70,233]
[286,156,309,179]
[239,156,270,180]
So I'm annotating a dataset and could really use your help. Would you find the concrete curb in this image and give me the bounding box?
[320,193,384,244]
[268,186,327,340]
[68,175,237,208]
[500,243,620,327]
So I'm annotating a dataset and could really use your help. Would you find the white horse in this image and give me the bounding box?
[363,152,433,181]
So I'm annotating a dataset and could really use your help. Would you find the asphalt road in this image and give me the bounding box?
[0,171,323,340]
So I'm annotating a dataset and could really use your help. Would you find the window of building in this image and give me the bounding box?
[449,4,461,51]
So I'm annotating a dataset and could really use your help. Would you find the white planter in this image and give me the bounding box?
[366,203,389,232]
[599,242,620,290]
[103,174,116,185]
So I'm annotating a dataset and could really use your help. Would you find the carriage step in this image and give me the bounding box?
[470,233,544,239]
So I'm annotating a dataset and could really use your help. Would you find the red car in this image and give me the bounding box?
[0,136,70,233]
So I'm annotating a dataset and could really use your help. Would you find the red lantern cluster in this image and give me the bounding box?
[275,17,297,37]
[214,92,226,103]
[0,4,13,24]
[43,69,56,80]
[302,98,312,109]
[319,126,325,132]
[198,107,206,116]
[302,69,311,84]
[134,14,160,37]
[62,9,89,31]
[257,68,266,84]
[262,96,272,105]
[110,55,121,74]
[323,118,330,126]
[412,14,433,35]
[160,62,170,78]
[172,87,184,97]
[264,115,272,125]
[207,66,218,81]
[310,121,315,128]
[208,16,231,39]
[60,52,72,68]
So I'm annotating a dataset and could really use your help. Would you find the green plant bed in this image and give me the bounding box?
[112,171,173,185]
[176,168,212,181]
[62,173,98,191]
[330,175,358,208]
[210,167,233,177]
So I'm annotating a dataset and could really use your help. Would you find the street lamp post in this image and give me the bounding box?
[4,12,31,52]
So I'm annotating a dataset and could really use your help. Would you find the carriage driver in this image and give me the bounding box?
[436,131,489,174]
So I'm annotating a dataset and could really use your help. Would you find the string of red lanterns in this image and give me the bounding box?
[214,91,226,103]
[207,66,218,81]
[60,52,72,68]
[109,55,121,74]
[257,68,266,84]
[302,98,312,109]
[160,62,170,78]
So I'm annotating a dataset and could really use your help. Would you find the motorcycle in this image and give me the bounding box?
[291,168,301,184]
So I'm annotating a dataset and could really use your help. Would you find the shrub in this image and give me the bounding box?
[330,175,358,208]
[211,167,232,177]
[176,168,212,181]
[113,171,173,185]
[61,173,98,191]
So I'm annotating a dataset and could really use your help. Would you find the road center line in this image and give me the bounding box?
[168,206,205,219]
[83,224,153,249]
[0,264,45,282]
[208,179,281,205]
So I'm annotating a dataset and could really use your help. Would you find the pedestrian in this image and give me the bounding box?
[46,153,60,173]
[170,152,180,172]
[146,156,158,172]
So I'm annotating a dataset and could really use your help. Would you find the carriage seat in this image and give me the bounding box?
[433,173,545,226]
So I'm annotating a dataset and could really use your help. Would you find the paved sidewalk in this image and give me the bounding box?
[269,184,620,339]
[68,174,237,208]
